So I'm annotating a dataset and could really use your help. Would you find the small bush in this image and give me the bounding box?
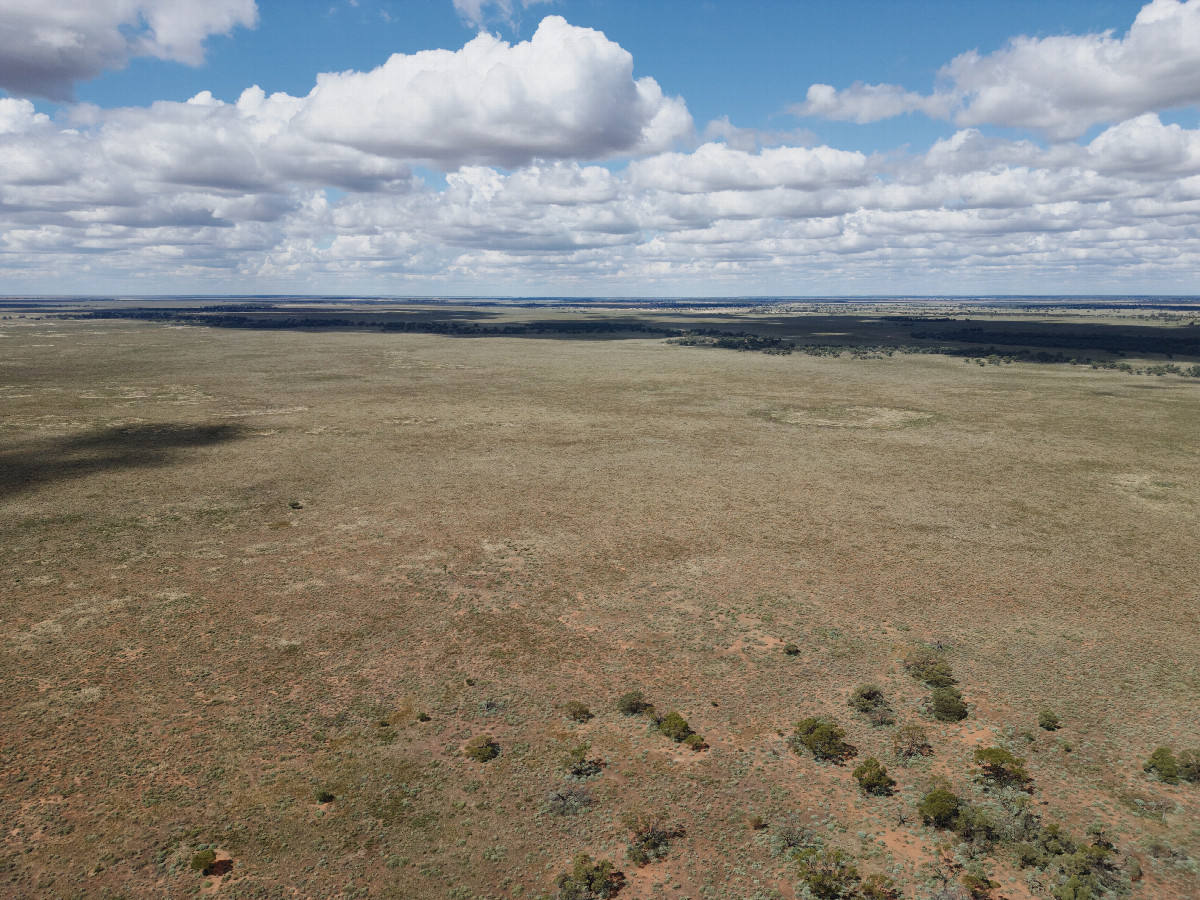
[464,734,500,762]
[783,642,801,656]
[1143,746,1179,783]
[973,746,1032,790]
[682,732,707,751]
[189,849,217,874]
[1179,748,1200,783]
[543,785,595,816]
[555,853,623,900]
[918,788,960,828]
[616,691,652,716]
[314,789,335,804]
[852,757,896,796]
[564,742,603,780]
[892,724,933,760]
[565,701,593,723]
[860,874,902,900]
[930,686,968,722]
[794,847,861,900]
[848,684,895,726]
[657,711,694,743]
[416,711,431,722]
[789,717,857,764]
[904,646,957,687]
[624,812,682,866]
[961,873,999,899]
[769,819,816,857]
[1038,709,1060,731]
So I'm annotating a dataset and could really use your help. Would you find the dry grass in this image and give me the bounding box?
[1,305,1198,899]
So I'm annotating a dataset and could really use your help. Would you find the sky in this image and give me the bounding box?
[1,0,1199,296]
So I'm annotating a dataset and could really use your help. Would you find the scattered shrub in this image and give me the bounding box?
[794,847,861,900]
[930,686,968,722]
[624,812,682,866]
[616,691,652,716]
[682,732,707,751]
[1179,748,1200,783]
[892,724,933,760]
[1038,709,1060,731]
[769,819,816,857]
[961,873,999,899]
[848,684,895,726]
[189,849,217,874]
[973,746,1032,790]
[314,789,335,804]
[783,642,801,656]
[789,717,857,764]
[564,743,603,780]
[464,735,500,762]
[554,853,623,900]
[1143,747,1179,783]
[543,785,595,816]
[656,711,695,744]
[919,788,961,828]
[416,711,431,722]
[860,874,902,900]
[904,646,957,687]
[565,701,593,723]
[853,757,896,796]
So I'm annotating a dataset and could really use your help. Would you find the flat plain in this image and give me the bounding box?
[2,300,1199,899]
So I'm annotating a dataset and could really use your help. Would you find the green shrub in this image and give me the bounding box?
[416,711,431,722]
[1143,747,1179,783]
[616,690,652,716]
[624,813,681,866]
[973,746,1032,789]
[1038,709,1060,731]
[656,711,694,742]
[682,732,707,751]
[783,642,801,656]
[565,701,593,723]
[961,873,999,899]
[860,874,901,900]
[793,847,860,900]
[848,684,895,726]
[930,686,968,722]
[314,789,335,804]
[1179,748,1200,783]
[904,646,957,687]
[892,724,933,760]
[564,742,603,780]
[852,757,896,796]
[918,788,960,828]
[464,734,500,762]
[189,849,217,874]
[789,717,857,764]
[555,853,622,900]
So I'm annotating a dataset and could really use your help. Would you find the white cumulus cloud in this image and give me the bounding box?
[0,0,259,100]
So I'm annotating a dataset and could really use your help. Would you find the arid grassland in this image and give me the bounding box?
[2,302,1199,900]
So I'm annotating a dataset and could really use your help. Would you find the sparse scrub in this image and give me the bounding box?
[624,812,682,866]
[464,734,500,762]
[616,691,652,716]
[1143,747,1179,783]
[1179,749,1200,783]
[565,700,593,723]
[543,785,596,816]
[314,789,335,804]
[973,746,1032,790]
[848,684,894,726]
[554,853,623,900]
[892,724,933,760]
[563,742,603,780]
[904,646,957,687]
[930,686,968,722]
[1038,709,1060,731]
[655,711,705,749]
[789,717,857,763]
[853,757,896,796]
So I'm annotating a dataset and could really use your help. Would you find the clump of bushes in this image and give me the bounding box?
[616,690,653,716]
[624,812,683,866]
[543,785,595,816]
[1039,709,1060,731]
[563,742,603,780]
[930,686,968,722]
[973,746,1032,790]
[190,849,217,874]
[852,757,896,796]
[554,853,623,900]
[848,684,894,726]
[314,789,335,804]
[904,646,957,687]
[565,701,593,723]
[789,717,857,764]
[1143,746,1200,784]
[783,642,801,656]
[794,847,900,900]
[464,734,500,762]
[892,724,933,760]
[654,711,706,751]
[918,788,961,828]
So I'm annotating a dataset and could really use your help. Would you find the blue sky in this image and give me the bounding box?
[2,0,1199,295]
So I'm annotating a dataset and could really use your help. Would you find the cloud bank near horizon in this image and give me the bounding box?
[1,1,1200,294]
